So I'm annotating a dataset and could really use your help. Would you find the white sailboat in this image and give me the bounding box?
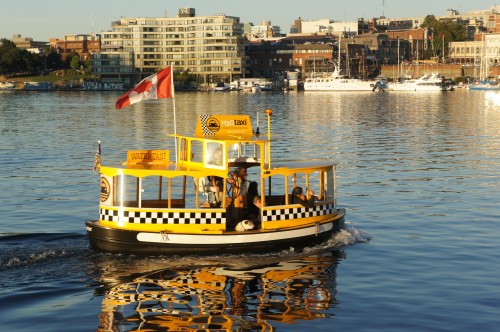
[468,33,500,91]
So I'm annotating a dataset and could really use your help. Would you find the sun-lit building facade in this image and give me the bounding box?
[92,8,248,87]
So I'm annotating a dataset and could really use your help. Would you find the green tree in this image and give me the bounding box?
[84,57,92,73]
[45,50,62,70]
[0,38,18,74]
[421,15,466,60]
[70,55,80,70]
[175,70,196,84]
[21,49,37,73]
[63,52,78,69]
[0,38,16,54]
[0,39,52,75]
[1,48,23,74]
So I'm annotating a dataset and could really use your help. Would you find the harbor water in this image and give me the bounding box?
[0,89,499,331]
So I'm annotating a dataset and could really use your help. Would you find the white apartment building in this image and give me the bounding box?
[450,34,500,62]
[92,8,248,87]
[247,21,282,40]
[449,33,500,79]
[300,19,361,37]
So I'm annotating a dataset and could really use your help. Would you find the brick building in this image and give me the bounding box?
[50,34,101,61]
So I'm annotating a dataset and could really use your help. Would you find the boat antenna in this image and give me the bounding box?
[171,63,178,162]
[265,109,273,169]
[254,109,260,135]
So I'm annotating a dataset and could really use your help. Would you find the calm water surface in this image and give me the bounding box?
[0,90,499,331]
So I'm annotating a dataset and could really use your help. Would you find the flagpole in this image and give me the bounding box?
[171,64,178,162]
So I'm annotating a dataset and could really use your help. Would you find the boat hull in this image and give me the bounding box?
[304,80,387,91]
[85,209,346,255]
[468,86,500,91]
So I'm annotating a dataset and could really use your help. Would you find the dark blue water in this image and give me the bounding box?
[0,90,499,331]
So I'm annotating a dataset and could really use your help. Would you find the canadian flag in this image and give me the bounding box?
[116,66,174,110]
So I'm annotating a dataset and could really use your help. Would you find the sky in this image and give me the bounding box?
[1,0,498,41]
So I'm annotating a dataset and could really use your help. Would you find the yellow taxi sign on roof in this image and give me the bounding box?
[195,115,253,139]
[125,150,169,165]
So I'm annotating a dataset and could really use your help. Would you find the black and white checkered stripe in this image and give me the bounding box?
[261,203,336,222]
[100,208,225,225]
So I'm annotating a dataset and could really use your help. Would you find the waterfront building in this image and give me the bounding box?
[384,29,424,62]
[49,34,101,61]
[448,40,483,65]
[11,34,47,52]
[449,33,500,79]
[247,21,282,41]
[246,42,293,78]
[92,8,248,88]
[296,18,369,37]
[375,6,500,40]
[289,43,334,78]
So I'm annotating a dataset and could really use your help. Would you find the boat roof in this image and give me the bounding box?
[99,113,337,178]
[167,114,278,143]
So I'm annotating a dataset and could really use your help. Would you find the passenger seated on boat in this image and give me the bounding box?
[244,181,261,226]
[227,167,247,227]
[209,176,224,207]
[291,187,315,208]
[227,168,247,195]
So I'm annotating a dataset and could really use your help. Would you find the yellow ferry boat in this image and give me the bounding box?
[85,110,345,255]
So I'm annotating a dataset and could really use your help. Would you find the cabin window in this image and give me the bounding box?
[179,138,188,161]
[190,140,203,163]
[261,174,287,206]
[115,175,140,207]
[228,143,261,160]
[113,175,190,209]
[287,170,333,204]
[205,141,224,168]
[165,176,188,208]
[305,170,324,200]
[141,176,161,200]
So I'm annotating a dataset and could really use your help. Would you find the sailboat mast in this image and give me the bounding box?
[397,37,400,78]
[338,33,341,73]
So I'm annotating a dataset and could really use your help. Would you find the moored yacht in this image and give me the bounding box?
[304,66,388,92]
[389,73,453,91]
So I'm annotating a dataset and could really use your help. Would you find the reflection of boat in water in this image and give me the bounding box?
[86,109,346,255]
[96,251,343,331]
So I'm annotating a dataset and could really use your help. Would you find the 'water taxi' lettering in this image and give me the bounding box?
[127,150,169,164]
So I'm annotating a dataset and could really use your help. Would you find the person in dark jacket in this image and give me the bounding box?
[291,186,315,208]
[246,181,261,222]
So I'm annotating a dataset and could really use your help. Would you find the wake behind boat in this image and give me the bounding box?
[86,73,345,255]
